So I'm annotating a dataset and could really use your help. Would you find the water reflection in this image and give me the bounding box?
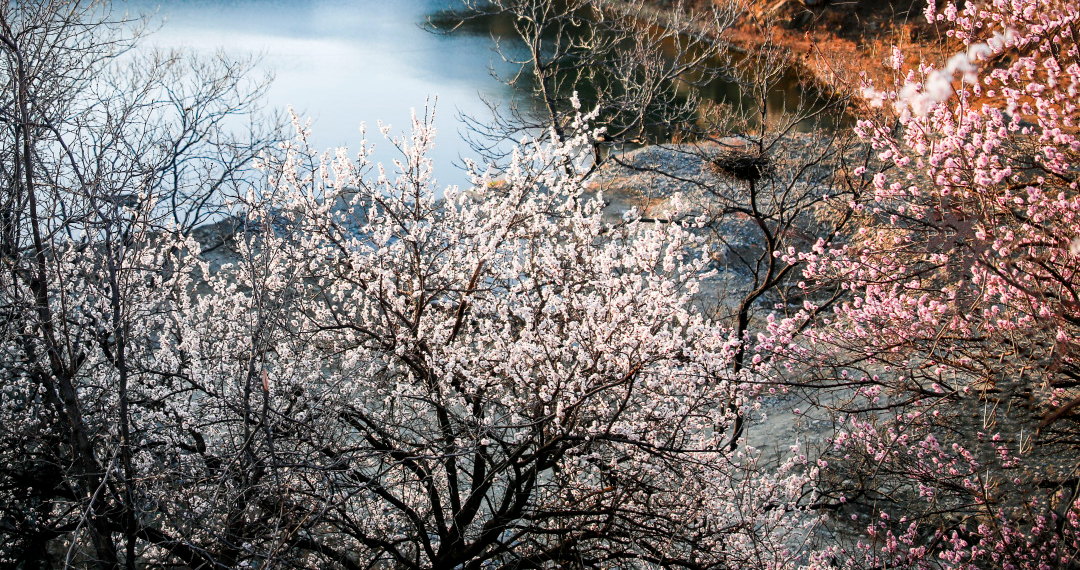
[119,0,525,187]
[118,0,843,187]
[427,3,846,146]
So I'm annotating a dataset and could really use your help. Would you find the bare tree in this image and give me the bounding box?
[0,1,282,567]
[444,0,866,370]
[546,8,874,455]
[442,0,740,166]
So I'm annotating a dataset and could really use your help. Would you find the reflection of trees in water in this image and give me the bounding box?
[426,0,843,151]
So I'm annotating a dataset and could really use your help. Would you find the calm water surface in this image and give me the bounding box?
[117,1,834,187]
[121,0,523,187]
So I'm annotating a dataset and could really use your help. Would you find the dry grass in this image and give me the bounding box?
[707,0,956,107]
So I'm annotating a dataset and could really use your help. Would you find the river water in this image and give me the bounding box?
[122,0,528,187]
[119,0,832,188]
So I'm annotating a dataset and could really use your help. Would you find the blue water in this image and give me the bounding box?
[119,0,523,188]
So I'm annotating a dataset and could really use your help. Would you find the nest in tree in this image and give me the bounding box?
[708,150,774,183]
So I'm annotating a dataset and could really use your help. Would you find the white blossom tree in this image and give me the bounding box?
[0,0,279,567]
[0,8,820,557]
[118,106,818,568]
[0,2,838,568]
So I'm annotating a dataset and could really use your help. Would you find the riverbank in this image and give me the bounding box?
[622,0,950,111]
[727,0,949,103]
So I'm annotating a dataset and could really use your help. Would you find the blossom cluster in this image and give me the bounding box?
[764,0,1080,567]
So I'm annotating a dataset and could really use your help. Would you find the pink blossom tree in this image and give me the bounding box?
[764,0,1080,567]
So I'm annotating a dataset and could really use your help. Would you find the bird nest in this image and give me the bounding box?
[708,150,774,183]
